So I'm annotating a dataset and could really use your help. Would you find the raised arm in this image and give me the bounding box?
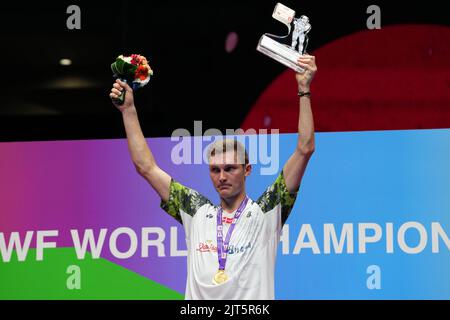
[283,55,317,193]
[110,79,171,201]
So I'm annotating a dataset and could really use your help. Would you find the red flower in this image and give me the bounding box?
[130,54,140,66]
[135,65,149,80]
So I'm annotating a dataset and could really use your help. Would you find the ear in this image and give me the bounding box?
[244,164,252,177]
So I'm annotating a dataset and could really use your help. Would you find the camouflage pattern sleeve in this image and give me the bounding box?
[160,178,212,224]
[256,170,299,225]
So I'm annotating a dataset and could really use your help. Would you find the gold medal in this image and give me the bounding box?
[213,270,228,285]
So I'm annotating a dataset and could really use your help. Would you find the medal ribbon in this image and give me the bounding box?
[216,195,249,271]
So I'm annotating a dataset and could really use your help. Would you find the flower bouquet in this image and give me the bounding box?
[111,54,153,104]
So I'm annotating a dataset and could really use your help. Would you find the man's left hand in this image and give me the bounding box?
[295,54,317,91]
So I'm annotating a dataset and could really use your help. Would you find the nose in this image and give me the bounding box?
[219,170,227,183]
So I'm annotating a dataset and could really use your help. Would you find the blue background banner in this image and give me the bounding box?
[1,129,449,299]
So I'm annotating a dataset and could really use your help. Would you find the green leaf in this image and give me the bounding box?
[111,58,137,80]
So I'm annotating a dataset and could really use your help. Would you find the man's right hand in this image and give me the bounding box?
[110,79,135,112]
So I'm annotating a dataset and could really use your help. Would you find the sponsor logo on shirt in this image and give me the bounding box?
[196,241,252,255]
[227,242,252,255]
[197,240,217,253]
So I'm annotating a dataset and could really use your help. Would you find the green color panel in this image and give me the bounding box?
[0,248,184,300]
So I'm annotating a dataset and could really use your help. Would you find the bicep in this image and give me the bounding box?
[141,166,172,202]
[282,150,312,193]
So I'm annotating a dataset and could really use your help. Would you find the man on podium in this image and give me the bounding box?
[109,55,317,299]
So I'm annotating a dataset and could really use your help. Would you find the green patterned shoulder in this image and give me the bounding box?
[256,171,298,224]
[160,178,212,223]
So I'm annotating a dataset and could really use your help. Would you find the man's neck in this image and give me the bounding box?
[220,190,247,214]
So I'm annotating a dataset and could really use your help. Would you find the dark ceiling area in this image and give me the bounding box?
[0,0,448,142]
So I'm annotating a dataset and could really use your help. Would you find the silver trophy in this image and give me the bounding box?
[257,3,311,73]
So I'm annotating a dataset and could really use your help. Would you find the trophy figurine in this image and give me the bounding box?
[256,3,311,73]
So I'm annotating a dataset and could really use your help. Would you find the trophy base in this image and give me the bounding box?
[256,35,305,73]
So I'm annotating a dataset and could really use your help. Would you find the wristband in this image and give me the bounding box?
[298,91,311,97]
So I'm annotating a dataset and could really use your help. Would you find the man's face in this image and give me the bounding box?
[209,151,251,199]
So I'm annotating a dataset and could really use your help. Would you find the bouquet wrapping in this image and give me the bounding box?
[111,54,153,104]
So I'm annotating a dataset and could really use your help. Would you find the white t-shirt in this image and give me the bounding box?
[160,170,298,300]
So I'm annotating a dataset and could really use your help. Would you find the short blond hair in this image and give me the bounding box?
[207,139,249,165]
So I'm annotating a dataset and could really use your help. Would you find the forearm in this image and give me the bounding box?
[283,55,317,192]
[283,88,316,192]
[297,87,315,154]
[121,106,157,174]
